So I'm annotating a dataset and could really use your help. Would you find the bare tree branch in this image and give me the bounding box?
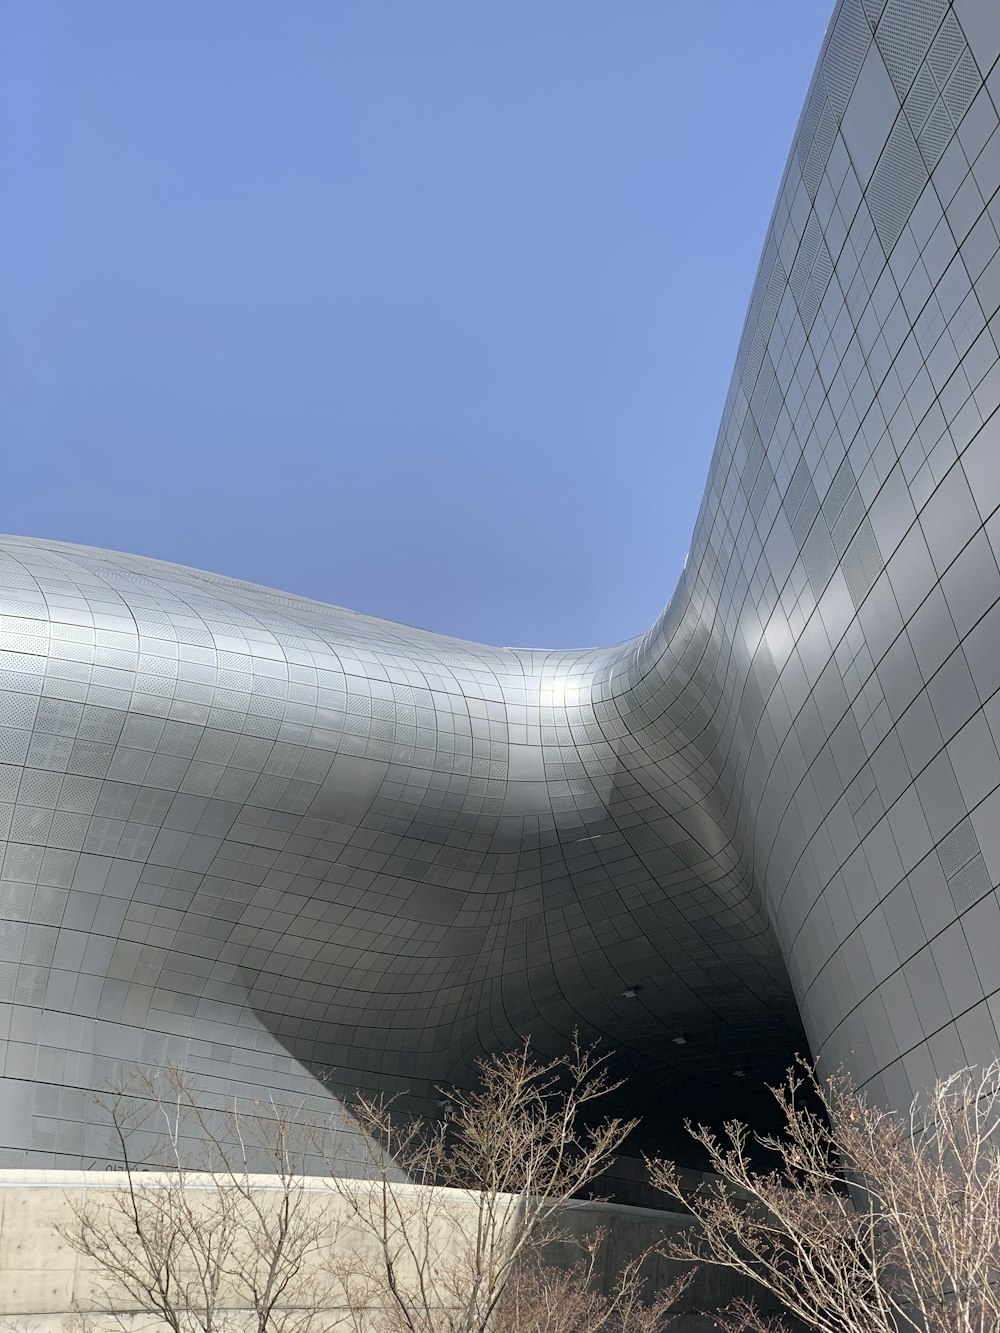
[59,1066,337,1333]
[326,1032,686,1333]
[648,1058,1000,1333]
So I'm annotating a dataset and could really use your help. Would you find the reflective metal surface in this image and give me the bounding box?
[2,0,1000,1166]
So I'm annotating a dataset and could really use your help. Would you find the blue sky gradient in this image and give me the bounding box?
[3,1,832,647]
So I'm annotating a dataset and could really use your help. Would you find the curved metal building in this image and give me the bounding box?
[2,0,1000,1167]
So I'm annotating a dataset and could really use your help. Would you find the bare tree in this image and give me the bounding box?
[327,1033,689,1333]
[60,1042,690,1333]
[647,1060,1000,1333]
[491,1230,692,1333]
[61,1066,336,1333]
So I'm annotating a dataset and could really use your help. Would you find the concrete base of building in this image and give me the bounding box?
[0,1169,775,1332]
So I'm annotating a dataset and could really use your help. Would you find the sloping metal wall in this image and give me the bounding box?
[1,0,999,1167]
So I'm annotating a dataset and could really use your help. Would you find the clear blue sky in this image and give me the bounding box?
[2,1,832,648]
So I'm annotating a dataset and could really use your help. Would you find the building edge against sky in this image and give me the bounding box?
[1,0,1000,1169]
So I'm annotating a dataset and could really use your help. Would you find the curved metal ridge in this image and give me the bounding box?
[2,0,1000,1166]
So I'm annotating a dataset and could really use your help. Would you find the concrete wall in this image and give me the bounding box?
[0,1170,768,1333]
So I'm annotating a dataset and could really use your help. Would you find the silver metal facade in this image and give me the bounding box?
[2,0,1000,1167]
